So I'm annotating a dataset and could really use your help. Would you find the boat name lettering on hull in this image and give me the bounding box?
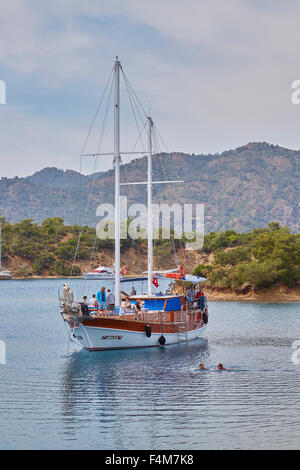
[101,335,122,340]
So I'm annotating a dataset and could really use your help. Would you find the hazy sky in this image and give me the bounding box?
[1,0,300,177]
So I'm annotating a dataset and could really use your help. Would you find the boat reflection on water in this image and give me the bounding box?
[59,338,209,448]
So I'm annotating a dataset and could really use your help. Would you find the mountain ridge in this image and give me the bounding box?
[0,142,299,233]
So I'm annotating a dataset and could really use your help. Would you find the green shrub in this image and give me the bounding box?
[206,265,232,288]
[54,260,71,276]
[15,264,32,277]
[71,265,81,276]
[213,247,251,266]
[193,264,213,277]
[229,260,281,289]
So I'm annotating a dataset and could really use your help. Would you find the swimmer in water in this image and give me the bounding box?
[199,363,208,370]
[217,363,227,370]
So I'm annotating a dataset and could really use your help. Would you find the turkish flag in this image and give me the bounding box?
[152,278,159,288]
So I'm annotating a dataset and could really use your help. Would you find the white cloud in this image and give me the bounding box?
[0,1,102,84]
[0,106,83,176]
[1,1,300,83]
[1,1,300,177]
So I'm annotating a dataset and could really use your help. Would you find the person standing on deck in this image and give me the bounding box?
[97,286,106,308]
[106,289,115,309]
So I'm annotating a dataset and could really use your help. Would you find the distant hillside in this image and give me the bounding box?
[0,142,299,232]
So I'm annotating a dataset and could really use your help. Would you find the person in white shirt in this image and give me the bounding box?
[106,289,115,309]
[89,294,99,308]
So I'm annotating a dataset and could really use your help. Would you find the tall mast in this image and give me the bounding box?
[114,57,121,307]
[147,116,153,295]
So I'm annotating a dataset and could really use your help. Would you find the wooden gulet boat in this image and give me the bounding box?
[59,58,208,350]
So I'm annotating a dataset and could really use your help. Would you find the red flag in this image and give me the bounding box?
[152,278,159,288]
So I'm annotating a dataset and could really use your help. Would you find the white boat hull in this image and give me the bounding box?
[71,323,207,350]
[83,273,116,280]
[0,271,12,280]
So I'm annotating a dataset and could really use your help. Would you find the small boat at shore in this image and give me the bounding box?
[0,270,12,280]
[59,57,208,351]
[83,265,147,282]
[83,265,121,280]
[0,220,12,280]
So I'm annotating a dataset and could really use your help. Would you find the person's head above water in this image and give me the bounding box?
[217,363,225,370]
[199,363,206,370]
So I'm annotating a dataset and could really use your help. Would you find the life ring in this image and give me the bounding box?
[178,265,185,277]
[121,265,128,275]
[159,335,166,345]
[145,325,152,337]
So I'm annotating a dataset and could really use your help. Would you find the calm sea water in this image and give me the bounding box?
[0,279,299,450]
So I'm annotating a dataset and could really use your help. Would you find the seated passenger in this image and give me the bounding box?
[124,297,131,309]
[134,300,142,313]
[89,294,99,308]
[80,298,89,316]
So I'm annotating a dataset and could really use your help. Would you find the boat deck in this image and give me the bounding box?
[63,303,207,335]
